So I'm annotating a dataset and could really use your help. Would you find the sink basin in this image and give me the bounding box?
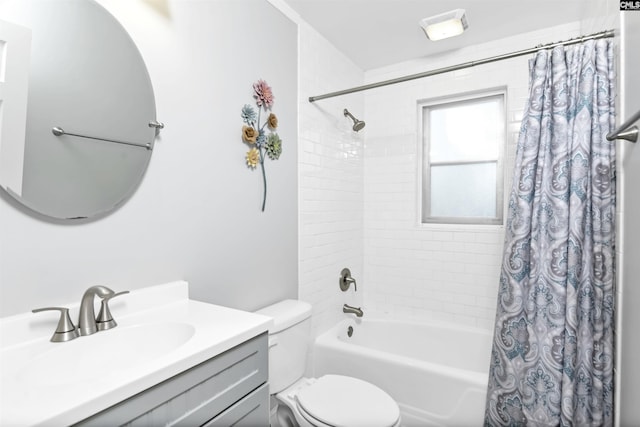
[6,323,195,387]
[0,281,272,427]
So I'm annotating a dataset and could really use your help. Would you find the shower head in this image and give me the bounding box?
[344,109,365,132]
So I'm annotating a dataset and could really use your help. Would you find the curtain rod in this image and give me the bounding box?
[308,29,615,103]
[606,108,639,143]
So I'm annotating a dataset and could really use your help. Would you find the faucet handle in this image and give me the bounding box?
[339,268,357,292]
[96,291,129,331]
[32,307,80,342]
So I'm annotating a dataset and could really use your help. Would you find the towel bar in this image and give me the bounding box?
[51,120,164,150]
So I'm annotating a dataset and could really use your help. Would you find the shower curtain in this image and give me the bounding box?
[484,39,616,426]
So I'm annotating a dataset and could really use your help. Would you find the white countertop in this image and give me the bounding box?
[0,281,272,426]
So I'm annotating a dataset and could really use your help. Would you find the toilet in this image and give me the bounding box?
[256,299,401,427]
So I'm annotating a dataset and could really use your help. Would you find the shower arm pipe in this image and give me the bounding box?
[308,29,615,103]
[606,108,640,143]
[344,109,357,121]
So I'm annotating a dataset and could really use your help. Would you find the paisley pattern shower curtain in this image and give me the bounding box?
[485,39,616,426]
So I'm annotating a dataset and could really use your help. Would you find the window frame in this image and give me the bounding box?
[418,89,506,225]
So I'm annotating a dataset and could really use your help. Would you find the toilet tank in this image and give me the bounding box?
[255,299,312,393]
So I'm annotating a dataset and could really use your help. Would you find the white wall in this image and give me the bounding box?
[619,10,640,427]
[362,22,582,331]
[297,19,365,338]
[0,0,298,316]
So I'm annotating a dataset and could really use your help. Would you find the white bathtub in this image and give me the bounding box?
[313,318,492,427]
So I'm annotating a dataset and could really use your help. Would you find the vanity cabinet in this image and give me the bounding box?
[75,333,269,427]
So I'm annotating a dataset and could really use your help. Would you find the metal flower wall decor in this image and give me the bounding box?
[241,79,283,211]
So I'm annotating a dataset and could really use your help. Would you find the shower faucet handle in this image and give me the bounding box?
[339,268,357,292]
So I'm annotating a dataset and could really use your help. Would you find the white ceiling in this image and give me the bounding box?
[283,0,595,70]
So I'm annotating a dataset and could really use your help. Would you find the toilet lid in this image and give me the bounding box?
[295,375,400,427]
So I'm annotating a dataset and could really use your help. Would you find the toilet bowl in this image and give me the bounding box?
[276,376,401,427]
[255,300,401,427]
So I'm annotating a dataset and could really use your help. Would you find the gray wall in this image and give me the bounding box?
[0,0,298,316]
[619,11,640,426]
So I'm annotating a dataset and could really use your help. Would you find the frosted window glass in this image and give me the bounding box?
[421,92,504,224]
[430,97,502,162]
[430,163,497,218]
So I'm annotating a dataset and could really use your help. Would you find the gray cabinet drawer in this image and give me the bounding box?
[203,383,269,427]
[76,333,268,427]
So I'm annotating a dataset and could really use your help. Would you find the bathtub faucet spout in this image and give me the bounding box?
[343,304,363,317]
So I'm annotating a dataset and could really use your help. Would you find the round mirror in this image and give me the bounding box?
[0,0,159,220]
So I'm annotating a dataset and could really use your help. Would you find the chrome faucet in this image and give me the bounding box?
[343,304,364,317]
[339,268,357,292]
[32,285,129,342]
[78,285,115,336]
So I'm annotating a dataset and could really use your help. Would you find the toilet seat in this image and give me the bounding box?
[293,375,400,427]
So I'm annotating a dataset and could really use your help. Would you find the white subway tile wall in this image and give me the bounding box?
[362,22,582,332]
[298,22,365,338]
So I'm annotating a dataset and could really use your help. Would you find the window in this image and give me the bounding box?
[420,91,505,224]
